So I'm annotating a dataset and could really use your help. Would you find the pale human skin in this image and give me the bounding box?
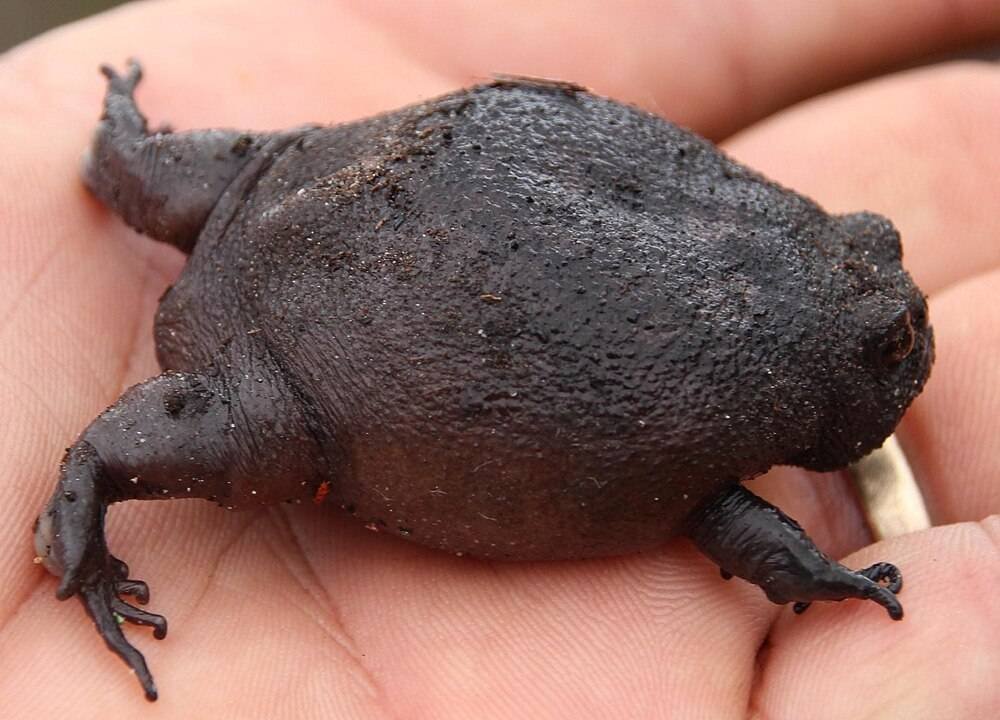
[1,0,998,717]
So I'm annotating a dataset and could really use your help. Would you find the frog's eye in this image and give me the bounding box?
[870,308,915,367]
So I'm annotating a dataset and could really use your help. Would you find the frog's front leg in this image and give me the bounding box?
[686,485,904,620]
[35,347,326,700]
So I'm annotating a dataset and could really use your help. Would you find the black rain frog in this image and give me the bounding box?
[35,62,933,701]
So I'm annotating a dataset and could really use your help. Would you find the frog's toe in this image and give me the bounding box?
[110,594,168,638]
[858,561,904,594]
[794,562,904,620]
[80,581,159,701]
[115,578,151,605]
[859,562,905,620]
[106,556,152,604]
[99,58,142,94]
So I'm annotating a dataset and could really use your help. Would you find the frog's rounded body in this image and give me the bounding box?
[154,81,926,559]
[36,63,932,700]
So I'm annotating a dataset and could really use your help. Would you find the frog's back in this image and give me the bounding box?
[157,81,850,558]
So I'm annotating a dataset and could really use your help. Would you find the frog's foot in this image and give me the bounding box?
[99,58,143,97]
[793,561,903,617]
[687,485,905,620]
[34,443,164,701]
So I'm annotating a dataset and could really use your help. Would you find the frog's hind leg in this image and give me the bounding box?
[83,60,269,253]
[686,485,904,620]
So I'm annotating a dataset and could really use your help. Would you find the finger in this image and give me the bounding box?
[752,519,1000,719]
[0,0,456,133]
[9,0,1000,142]
[346,0,1000,138]
[899,270,1000,524]
[723,61,1000,294]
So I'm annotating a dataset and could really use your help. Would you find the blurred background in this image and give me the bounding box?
[5,1,998,59]
[1,0,129,53]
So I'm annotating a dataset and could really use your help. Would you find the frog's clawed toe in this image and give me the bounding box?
[79,568,163,701]
[115,578,151,605]
[106,558,152,604]
[111,591,168,638]
[858,562,904,594]
[856,561,904,620]
[793,561,904,620]
[104,560,164,635]
[99,59,142,94]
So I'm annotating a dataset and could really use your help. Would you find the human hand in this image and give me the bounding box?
[1,1,997,717]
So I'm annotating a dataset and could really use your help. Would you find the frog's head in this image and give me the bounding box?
[793,212,934,471]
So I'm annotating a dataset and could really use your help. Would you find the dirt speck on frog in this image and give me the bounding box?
[35,61,933,701]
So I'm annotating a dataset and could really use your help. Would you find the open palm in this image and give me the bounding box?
[1,1,998,717]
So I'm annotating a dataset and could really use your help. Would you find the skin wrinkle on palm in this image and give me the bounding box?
[0,1,998,717]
